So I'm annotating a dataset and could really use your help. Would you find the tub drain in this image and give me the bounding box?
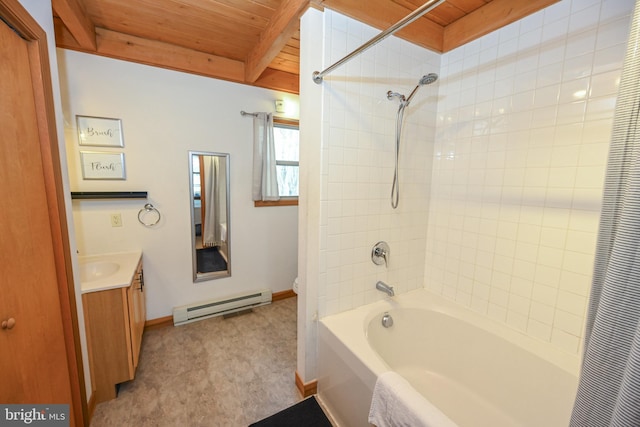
[382,312,393,328]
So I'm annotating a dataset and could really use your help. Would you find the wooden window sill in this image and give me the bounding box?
[254,199,298,207]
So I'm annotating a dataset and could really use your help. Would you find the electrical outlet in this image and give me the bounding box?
[110,213,122,227]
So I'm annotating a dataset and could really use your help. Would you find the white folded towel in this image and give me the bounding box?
[368,371,458,427]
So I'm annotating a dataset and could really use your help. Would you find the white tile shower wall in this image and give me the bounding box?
[318,10,441,317]
[425,0,633,355]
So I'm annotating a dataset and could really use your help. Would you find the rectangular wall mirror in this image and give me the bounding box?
[189,151,231,282]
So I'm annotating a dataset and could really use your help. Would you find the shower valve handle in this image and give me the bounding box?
[372,241,390,268]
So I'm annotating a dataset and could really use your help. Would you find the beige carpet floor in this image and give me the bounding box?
[90,297,300,426]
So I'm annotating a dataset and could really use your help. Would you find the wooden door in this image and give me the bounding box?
[0,1,85,425]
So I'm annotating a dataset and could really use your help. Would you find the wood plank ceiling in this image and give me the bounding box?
[52,0,559,95]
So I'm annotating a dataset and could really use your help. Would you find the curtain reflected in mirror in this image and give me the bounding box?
[189,151,231,282]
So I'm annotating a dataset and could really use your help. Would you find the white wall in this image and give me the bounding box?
[17,0,92,399]
[298,8,324,384]
[58,50,299,320]
[426,0,633,355]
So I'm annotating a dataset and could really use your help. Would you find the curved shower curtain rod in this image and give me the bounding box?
[312,0,445,84]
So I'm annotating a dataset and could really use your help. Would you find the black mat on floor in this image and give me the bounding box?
[196,247,227,273]
[249,396,332,427]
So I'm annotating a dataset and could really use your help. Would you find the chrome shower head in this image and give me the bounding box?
[419,73,439,86]
[405,73,438,105]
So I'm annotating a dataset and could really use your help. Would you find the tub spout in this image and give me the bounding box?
[376,280,395,297]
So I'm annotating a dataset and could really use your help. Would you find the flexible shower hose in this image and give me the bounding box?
[391,102,407,209]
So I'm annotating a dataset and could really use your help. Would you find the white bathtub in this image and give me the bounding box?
[318,289,579,427]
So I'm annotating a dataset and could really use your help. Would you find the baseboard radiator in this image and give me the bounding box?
[173,289,272,326]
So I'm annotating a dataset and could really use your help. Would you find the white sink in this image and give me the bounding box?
[78,251,142,293]
[80,261,120,282]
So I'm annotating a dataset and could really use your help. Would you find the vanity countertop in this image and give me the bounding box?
[79,250,142,294]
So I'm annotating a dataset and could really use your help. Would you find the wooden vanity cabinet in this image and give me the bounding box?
[83,258,145,403]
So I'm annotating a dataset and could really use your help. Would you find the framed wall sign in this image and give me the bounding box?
[76,115,124,147]
[80,151,126,180]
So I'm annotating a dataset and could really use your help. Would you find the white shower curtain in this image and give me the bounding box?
[202,155,222,247]
[570,2,640,425]
[252,112,280,201]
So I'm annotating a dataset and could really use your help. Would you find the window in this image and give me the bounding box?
[274,119,299,197]
[256,118,299,207]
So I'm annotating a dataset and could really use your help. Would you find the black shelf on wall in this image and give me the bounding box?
[70,191,148,200]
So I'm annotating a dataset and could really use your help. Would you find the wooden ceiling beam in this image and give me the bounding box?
[245,0,310,83]
[55,23,299,93]
[443,0,560,51]
[56,26,245,83]
[95,28,246,83]
[254,68,299,94]
[51,0,96,50]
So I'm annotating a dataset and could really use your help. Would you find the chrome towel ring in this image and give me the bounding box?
[138,203,161,227]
